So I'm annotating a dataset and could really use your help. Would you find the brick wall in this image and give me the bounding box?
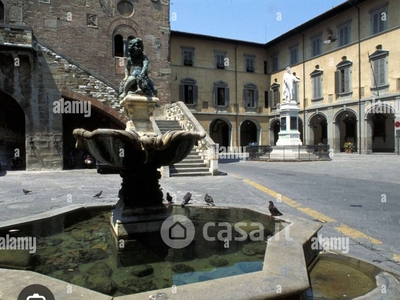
[17,0,172,105]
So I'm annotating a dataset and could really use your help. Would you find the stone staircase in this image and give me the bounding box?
[155,120,212,176]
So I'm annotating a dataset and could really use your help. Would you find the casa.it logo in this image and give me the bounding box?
[18,284,55,300]
[160,215,195,249]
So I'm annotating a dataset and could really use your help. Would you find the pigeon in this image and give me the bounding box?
[204,193,215,206]
[166,192,173,204]
[22,189,32,195]
[181,192,192,207]
[268,201,283,219]
[93,190,102,198]
[324,27,337,44]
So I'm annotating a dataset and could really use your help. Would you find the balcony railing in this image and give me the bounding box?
[247,145,331,161]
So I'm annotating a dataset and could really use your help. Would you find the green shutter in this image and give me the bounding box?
[193,85,198,104]
[225,87,230,106]
[179,84,184,102]
[335,70,341,94]
[268,90,273,107]
[344,68,350,92]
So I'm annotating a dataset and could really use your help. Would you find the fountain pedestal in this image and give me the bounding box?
[73,93,205,238]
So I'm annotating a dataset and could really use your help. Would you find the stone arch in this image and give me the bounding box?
[298,116,304,144]
[240,119,260,146]
[61,90,127,126]
[107,19,141,57]
[209,117,232,148]
[0,89,26,170]
[309,112,328,145]
[364,101,396,153]
[61,90,126,169]
[269,118,280,146]
[334,109,358,152]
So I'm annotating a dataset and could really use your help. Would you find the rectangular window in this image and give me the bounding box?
[179,79,198,105]
[185,85,194,104]
[216,54,225,69]
[372,57,387,87]
[289,45,299,65]
[182,47,194,66]
[263,61,267,74]
[340,68,350,92]
[371,6,388,35]
[338,22,351,46]
[312,76,322,100]
[272,55,279,72]
[247,90,255,107]
[217,87,225,106]
[215,51,227,69]
[264,91,269,108]
[311,35,322,57]
[245,55,255,72]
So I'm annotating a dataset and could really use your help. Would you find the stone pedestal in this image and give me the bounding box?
[276,101,302,146]
[120,94,159,132]
[111,199,169,237]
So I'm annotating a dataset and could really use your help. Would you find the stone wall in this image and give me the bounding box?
[39,44,121,112]
[17,0,172,105]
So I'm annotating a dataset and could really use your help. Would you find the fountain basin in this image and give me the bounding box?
[0,203,324,299]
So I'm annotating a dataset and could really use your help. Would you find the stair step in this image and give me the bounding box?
[172,164,208,169]
[171,167,209,173]
[170,171,212,177]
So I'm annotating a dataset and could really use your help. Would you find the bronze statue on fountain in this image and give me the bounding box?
[119,38,157,98]
[73,37,205,237]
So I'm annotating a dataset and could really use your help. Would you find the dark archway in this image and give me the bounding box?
[371,113,395,152]
[62,99,125,169]
[0,1,4,23]
[298,118,304,143]
[0,90,26,170]
[270,120,280,146]
[336,110,357,151]
[240,120,257,146]
[114,34,124,57]
[310,114,327,144]
[210,119,230,148]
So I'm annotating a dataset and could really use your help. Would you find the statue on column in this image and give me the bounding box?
[282,67,300,104]
[119,38,158,98]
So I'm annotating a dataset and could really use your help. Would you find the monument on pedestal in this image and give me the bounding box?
[270,67,304,160]
[276,67,302,146]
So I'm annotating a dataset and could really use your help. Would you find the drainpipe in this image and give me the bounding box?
[348,0,362,153]
[295,30,306,145]
[235,44,239,147]
[301,32,306,145]
[356,4,362,154]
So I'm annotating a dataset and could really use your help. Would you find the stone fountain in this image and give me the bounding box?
[73,38,205,237]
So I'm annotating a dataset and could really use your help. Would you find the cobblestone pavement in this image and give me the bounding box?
[0,153,399,276]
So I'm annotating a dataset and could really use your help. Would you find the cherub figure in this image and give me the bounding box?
[119,38,157,98]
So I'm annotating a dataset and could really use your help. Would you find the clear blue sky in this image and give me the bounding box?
[170,0,347,43]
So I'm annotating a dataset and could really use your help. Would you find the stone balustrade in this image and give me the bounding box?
[165,101,218,175]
